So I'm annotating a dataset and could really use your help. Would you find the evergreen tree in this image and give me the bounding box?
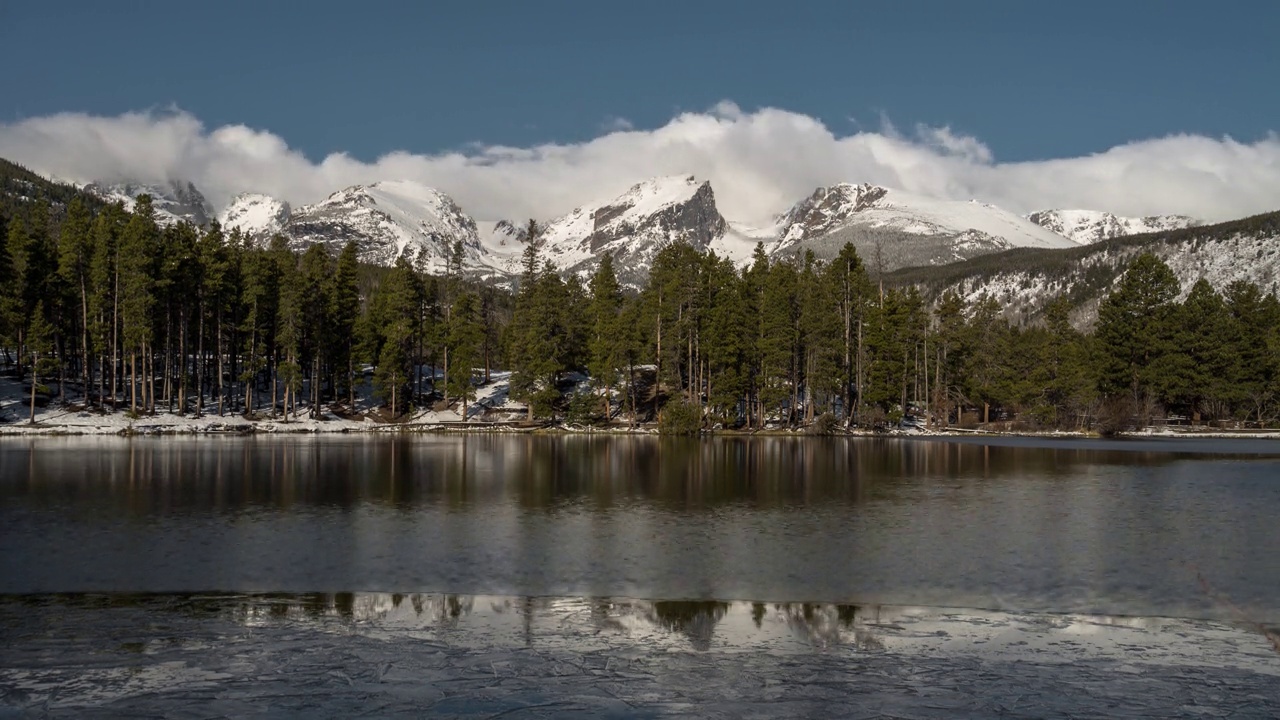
[27,301,57,423]
[446,291,484,416]
[118,195,160,414]
[58,197,95,402]
[1096,253,1181,404]
[328,241,361,408]
[298,244,332,418]
[88,203,125,409]
[701,255,749,424]
[587,254,624,420]
[822,243,873,424]
[1034,297,1095,427]
[368,257,422,416]
[1173,279,1234,420]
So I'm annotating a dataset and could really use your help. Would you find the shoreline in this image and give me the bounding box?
[3,407,1279,440]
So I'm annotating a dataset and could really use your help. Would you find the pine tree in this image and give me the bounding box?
[88,203,125,410]
[447,291,484,417]
[368,257,422,417]
[822,243,872,425]
[57,197,94,405]
[299,244,333,418]
[508,221,559,420]
[799,251,840,422]
[118,195,160,415]
[587,254,624,420]
[27,301,57,424]
[1035,297,1095,427]
[702,255,749,423]
[274,238,303,418]
[328,241,361,408]
[757,256,799,425]
[1173,279,1234,420]
[1096,253,1181,405]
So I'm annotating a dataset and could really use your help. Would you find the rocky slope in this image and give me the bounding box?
[769,183,1077,272]
[84,180,214,228]
[518,175,732,285]
[889,211,1280,327]
[1026,209,1201,245]
[217,193,292,240]
[283,180,485,272]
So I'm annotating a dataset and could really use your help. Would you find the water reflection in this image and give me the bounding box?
[9,592,1276,672]
[3,436,1279,623]
[5,434,1276,513]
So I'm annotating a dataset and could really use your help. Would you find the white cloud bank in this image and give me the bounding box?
[1,102,1278,223]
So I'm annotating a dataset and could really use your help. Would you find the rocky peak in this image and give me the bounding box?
[532,175,728,286]
[777,183,889,242]
[583,176,726,252]
[85,179,215,228]
[1027,209,1202,245]
[218,193,291,241]
[284,180,481,270]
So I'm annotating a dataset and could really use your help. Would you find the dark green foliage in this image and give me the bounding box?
[2,158,1278,431]
[658,397,702,436]
[447,291,483,414]
[1095,253,1181,401]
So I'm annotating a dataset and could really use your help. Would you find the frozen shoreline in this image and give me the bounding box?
[3,410,1279,440]
[2,594,1277,718]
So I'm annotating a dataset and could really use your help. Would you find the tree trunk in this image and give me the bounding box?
[178,321,187,415]
[111,267,120,411]
[29,359,38,424]
[196,301,205,417]
[130,350,137,415]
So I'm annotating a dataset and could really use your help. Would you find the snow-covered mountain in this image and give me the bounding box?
[515,175,733,285]
[218,193,291,240]
[1026,209,1201,245]
[71,169,1230,293]
[283,180,484,271]
[770,183,1077,271]
[84,180,215,228]
[894,211,1280,327]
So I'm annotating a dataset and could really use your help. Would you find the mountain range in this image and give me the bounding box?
[77,173,1208,287]
[5,156,1273,327]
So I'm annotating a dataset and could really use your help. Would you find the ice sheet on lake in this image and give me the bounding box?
[1,594,1277,718]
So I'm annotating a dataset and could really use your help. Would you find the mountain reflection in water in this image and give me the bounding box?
[2,435,1279,623]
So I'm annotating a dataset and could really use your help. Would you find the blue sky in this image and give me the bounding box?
[1,1,1278,222]
[2,0,1276,163]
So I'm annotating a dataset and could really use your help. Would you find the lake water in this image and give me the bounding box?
[2,435,1278,717]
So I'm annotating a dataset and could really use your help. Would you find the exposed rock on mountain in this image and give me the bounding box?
[218,193,291,240]
[530,175,731,285]
[770,183,1076,272]
[1026,209,1201,245]
[890,211,1280,327]
[84,180,214,228]
[283,180,482,271]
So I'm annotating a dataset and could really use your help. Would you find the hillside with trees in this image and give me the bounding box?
[889,210,1280,327]
[3,169,1279,434]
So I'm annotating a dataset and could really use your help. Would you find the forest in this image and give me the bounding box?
[2,186,1280,434]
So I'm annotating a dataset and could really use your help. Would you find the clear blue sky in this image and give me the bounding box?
[2,0,1276,163]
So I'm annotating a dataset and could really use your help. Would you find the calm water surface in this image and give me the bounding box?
[1,434,1278,621]
[2,435,1279,717]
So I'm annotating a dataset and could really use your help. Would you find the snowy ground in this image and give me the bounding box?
[0,595,1276,718]
[0,370,532,436]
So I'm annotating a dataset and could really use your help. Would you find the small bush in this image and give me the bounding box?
[564,391,598,426]
[658,398,703,436]
[806,412,841,436]
[1097,395,1138,437]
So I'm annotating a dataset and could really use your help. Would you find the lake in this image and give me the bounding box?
[1,435,1278,717]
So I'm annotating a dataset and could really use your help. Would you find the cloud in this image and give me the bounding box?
[1,104,1278,223]
[600,116,635,133]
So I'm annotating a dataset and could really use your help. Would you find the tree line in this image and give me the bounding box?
[3,192,1278,431]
